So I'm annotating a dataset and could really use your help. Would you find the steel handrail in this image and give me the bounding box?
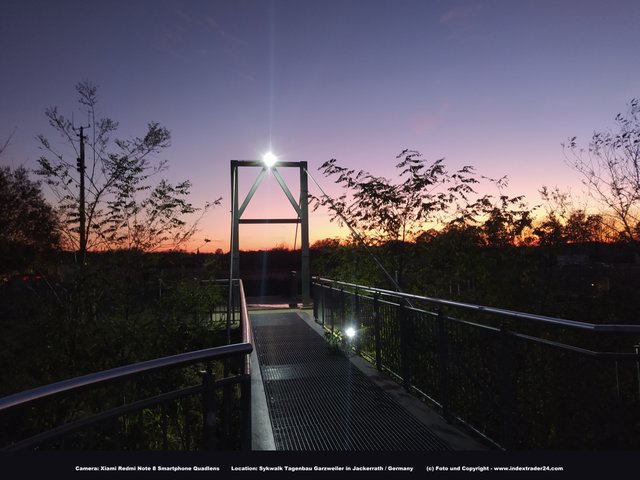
[0,343,252,413]
[1,277,255,451]
[313,276,640,333]
[238,278,252,376]
[312,277,640,449]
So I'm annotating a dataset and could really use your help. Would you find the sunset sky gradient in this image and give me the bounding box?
[2,0,640,251]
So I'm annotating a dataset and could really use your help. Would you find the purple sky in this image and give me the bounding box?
[2,0,640,251]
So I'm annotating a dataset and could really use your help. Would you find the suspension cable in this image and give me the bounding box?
[303,166,408,297]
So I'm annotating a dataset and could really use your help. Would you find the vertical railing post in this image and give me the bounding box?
[320,283,326,327]
[635,343,640,402]
[313,282,318,321]
[184,402,192,450]
[340,287,345,333]
[222,283,236,448]
[437,308,451,422]
[202,368,217,450]
[354,287,361,355]
[330,284,335,334]
[354,287,360,324]
[161,404,169,450]
[499,324,516,449]
[289,270,298,307]
[374,292,382,371]
[398,300,411,390]
[614,361,621,401]
[241,374,252,451]
[223,384,231,448]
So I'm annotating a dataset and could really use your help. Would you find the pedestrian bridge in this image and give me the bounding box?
[4,157,639,456]
[0,279,482,452]
[249,308,481,450]
[1,277,639,451]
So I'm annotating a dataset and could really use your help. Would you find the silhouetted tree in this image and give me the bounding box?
[564,98,640,241]
[311,149,479,287]
[314,150,478,242]
[564,211,606,243]
[533,186,567,246]
[36,81,220,254]
[454,175,534,247]
[0,165,60,257]
[533,186,608,245]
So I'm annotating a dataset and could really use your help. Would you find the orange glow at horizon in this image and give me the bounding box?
[186,216,349,253]
[162,146,592,254]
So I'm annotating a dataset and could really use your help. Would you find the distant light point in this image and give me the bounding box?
[345,327,356,339]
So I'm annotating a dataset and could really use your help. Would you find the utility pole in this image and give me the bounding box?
[76,126,87,265]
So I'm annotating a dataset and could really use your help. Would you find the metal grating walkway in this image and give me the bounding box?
[252,312,452,451]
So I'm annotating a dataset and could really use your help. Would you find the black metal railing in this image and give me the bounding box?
[312,277,640,450]
[0,279,252,451]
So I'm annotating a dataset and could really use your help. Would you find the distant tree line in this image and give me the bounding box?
[313,98,639,244]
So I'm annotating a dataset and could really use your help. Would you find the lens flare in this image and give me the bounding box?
[263,151,278,168]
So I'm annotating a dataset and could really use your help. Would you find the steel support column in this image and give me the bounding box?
[229,159,311,307]
[299,161,310,306]
[230,161,240,280]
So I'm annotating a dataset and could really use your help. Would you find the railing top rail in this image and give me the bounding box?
[203,277,253,374]
[238,278,252,376]
[0,343,252,413]
[1,277,255,414]
[313,277,640,333]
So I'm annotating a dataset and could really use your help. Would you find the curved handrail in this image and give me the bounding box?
[1,277,255,451]
[238,279,252,376]
[0,343,252,412]
[313,276,640,333]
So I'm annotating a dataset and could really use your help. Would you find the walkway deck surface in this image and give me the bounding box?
[250,309,486,451]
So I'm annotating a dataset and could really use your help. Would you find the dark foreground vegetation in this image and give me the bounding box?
[0,248,249,450]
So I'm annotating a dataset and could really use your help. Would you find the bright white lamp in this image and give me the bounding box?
[263,151,278,168]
